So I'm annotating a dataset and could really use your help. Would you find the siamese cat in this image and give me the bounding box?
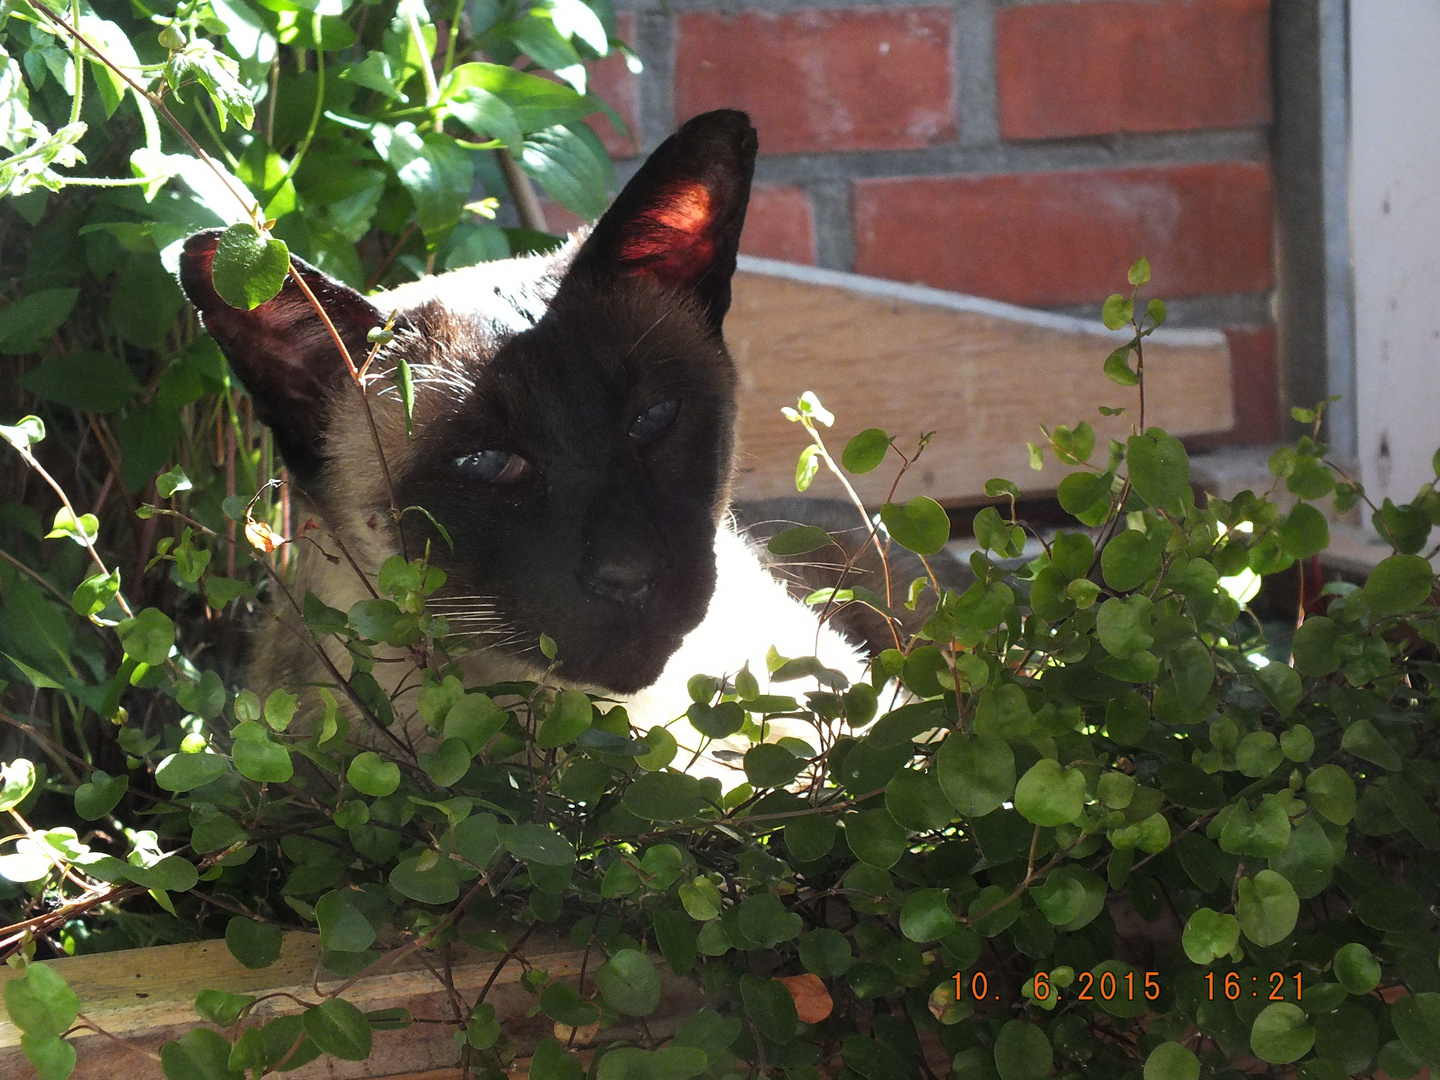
[179,110,869,772]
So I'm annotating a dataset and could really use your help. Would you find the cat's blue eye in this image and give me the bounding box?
[453,449,531,484]
[629,399,680,443]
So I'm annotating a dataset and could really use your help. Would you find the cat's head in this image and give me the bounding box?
[179,109,757,693]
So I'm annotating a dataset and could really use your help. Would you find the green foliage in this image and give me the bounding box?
[3,73,1440,1077]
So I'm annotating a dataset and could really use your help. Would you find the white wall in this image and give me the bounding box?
[1350,1,1440,506]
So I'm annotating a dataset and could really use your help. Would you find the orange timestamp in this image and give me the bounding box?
[956,969,1162,1005]
[954,968,1303,1005]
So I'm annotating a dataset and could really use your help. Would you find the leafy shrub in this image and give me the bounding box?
[4,9,1440,1080]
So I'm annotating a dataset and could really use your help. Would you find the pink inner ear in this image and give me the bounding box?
[616,183,718,287]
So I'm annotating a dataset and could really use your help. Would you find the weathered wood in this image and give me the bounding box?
[0,933,701,1080]
[727,257,1234,505]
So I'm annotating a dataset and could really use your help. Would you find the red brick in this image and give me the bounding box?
[586,12,641,158]
[741,185,816,264]
[675,9,954,154]
[1223,325,1281,443]
[997,0,1271,140]
[852,163,1273,306]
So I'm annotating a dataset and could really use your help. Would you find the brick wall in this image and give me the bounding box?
[592,0,1278,446]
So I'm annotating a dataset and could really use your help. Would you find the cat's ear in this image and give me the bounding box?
[179,229,384,482]
[562,109,757,331]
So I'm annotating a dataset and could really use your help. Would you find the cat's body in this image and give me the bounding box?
[180,111,866,767]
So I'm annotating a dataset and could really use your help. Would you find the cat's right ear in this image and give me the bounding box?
[179,229,384,483]
[560,109,758,333]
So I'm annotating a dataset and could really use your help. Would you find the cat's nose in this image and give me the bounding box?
[579,557,655,606]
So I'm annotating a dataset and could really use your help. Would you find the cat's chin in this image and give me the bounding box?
[550,626,690,696]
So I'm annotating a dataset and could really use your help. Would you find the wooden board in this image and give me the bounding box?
[726,257,1234,505]
[0,933,701,1080]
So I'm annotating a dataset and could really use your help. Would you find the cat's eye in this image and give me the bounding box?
[629,399,680,444]
[453,449,532,484]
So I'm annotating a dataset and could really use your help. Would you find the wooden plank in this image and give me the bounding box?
[726,257,1233,504]
[0,934,701,1080]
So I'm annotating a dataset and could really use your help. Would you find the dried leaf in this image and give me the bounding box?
[778,973,833,1024]
[244,519,286,553]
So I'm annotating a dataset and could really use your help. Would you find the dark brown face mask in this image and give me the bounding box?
[179,110,758,693]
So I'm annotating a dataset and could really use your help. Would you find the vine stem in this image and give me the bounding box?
[6,440,133,619]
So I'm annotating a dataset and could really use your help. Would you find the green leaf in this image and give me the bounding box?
[1127,430,1191,513]
[594,1046,708,1080]
[464,1003,500,1049]
[417,738,471,786]
[1279,502,1330,560]
[795,444,820,491]
[1254,663,1302,718]
[880,497,950,555]
[1014,759,1086,826]
[123,854,198,894]
[1236,869,1299,946]
[737,892,801,948]
[389,853,464,904]
[372,125,475,240]
[800,929,852,977]
[766,525,833,556]
[741,974,797,1044]
[443,693,509,753]
[502,823,576,865]
[232,729,294,784]
[3,963,79,1038]
[520,125,609,221]
[195,988,257,1025]
[1363,554,1433,615]
[994,1021,1053,1080]
[154,752,231,792]
[18,351,140,413]
[1180,907,1239,964]
[211,223,290,311]
[20,1033,76,1080]
[1333,942,1381,996]
[885,767,953,832]
[843,428,892,473]
[74,770,127,820]
[1096,595,1154,657]
[539,982,599,1027]
[1291,616,1340,676]
[1235,731,1283,778]
[936,732,1015,817]
[303,998,372,1061]
[1391,992,1440,1066]
[225,917,283,969]
[117,607,175,666]
[594,949,661,1016]
[1305,764,1356,824]
[744,743,803,788]
[160,1027,242,1080]
[530,1037,584,1080]
[348,752,401,797]
[0,289,78,354]
[0,758,37,812]
[1250,1002,1315,1064]
[439,62,601,131]
[1103,346,1140,386]
[315,891,377,954]
[537,690,592,748]
[844,807,907,869]
[1144,1042,1199,1080]
[624,771,707,822]
[1102,294,1134,331]
[899,888,954,942]
[1128,257,1152,286]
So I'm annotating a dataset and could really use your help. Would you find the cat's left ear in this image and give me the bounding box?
[178,229,384,483]
[561,109,757,332]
